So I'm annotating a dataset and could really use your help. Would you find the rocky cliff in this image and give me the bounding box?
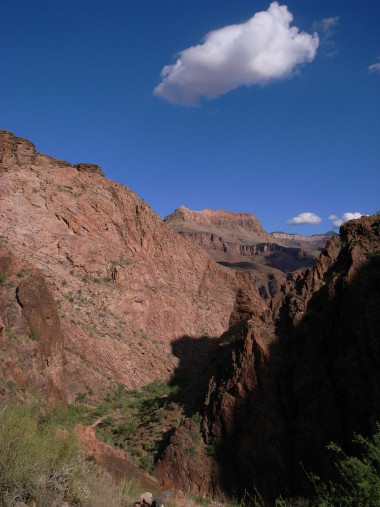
[156,214,380,502]
[165,206,269,240]
[0,130,265,403]
[164,206,325,299]
[271,230,335,249]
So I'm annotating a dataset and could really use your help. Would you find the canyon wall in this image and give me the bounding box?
[157,214,380,501]
[0,130,264,403]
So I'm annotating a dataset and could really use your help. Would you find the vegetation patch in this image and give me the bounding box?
[0,403,142,506]
[51,379,185,474]
[306,425,380,506]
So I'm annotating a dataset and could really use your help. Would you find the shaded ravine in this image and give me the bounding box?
[156,215,380,503]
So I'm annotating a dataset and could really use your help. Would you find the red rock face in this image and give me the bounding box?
[16,273,67,404]
[164,206,324,300]
[0,130,262,402]
[157,215,380,502]
[165,205,268,236]
[0,244,66,403]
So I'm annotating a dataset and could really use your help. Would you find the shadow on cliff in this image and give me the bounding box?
[167,254,380,503]
[169,334,220,417]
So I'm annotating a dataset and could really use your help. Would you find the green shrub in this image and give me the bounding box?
[308,424,380,506]
[75,391,87,403]
[0,403,143,506]
[99,416,115,427]
[206,444,216,456]
[6,381,15,391]
[29,329,39,341]
[186,445,196,456]
[190,412,203,423]
[139,454,153,474]
[0,403,79,504]
[189,493,211,505]
[117,420,138,436]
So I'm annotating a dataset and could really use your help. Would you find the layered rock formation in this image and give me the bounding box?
[164,206,327,299]
[157,214,380,502]
[271,230,335,249]
[0,245,67,403]
[0,130,264,403]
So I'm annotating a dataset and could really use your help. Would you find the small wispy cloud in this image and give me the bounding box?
[328,212,363,229]
[154,2,319,105]
[312,15,339,57]
[320,16,339,36]
[368,61,380,74]
[286,212,322,225]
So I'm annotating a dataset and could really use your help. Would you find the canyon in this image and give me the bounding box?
[1,130,379,504]
[164,205,333,299]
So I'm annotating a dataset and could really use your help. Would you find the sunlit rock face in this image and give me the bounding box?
[164,205,328,300]
[0,130,263,403]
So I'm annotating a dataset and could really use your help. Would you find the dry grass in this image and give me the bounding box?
[0,403,141,506]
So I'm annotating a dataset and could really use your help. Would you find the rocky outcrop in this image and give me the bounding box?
[164,206,268,239]
[0,245,66,404]
[0,130,260,402]
[156,418,216,498]
[164,206,325,300]
[74,163,104,176]
[157,215,380,502]
[16,273,67,404]
[271,230,335,249]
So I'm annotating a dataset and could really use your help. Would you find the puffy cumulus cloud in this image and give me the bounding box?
[329,212,363,229]
[368,62,380,74]
[286,212,322,225]
[154,2,319,105]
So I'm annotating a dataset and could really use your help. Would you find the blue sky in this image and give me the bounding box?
[1,1,379,235]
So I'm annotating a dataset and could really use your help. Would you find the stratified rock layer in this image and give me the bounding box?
[0,130,264,402]
[164,206,327,299]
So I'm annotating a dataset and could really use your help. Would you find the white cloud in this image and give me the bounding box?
[313,16,339,57]
[329,212,363,229]
[320,16,339,35]
[286,212,322,225]
[368,62,380,74]
[341,212,362,221]
[154,2,319,105]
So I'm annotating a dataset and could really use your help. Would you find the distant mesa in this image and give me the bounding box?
[164,206,333,300]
